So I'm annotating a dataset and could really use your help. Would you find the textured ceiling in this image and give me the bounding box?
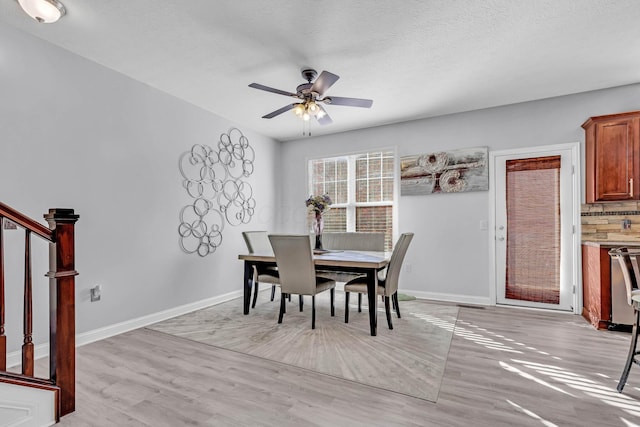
[2,0,640,141]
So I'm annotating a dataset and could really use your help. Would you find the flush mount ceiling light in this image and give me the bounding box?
[18,0,66,23]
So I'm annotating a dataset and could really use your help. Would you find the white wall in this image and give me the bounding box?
[0,24,280,353]
[279,84,640,304]
[4,18,640,353]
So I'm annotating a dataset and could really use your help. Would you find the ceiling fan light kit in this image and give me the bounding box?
[18,0,66,23]
[293,100,325,122]
[248,68,373,130]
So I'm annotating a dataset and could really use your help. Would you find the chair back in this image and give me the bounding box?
[610,247,640,306]
[243,231,273,254]
[322,232,385,251]
[268,234,318,296]
[383,233,414,295]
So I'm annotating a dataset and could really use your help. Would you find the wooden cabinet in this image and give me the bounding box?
[582,243,612,329]
[582,242,639,329]
[583,111,640,203]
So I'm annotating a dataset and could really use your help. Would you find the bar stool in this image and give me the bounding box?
[609,247,640,392]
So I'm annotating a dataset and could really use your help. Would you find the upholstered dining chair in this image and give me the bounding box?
[319,232,385,311]
[242,231,280,308]
[268,234,336,329]
[609,247,640,392]
[343,232,414,330]
[322,232,386,252]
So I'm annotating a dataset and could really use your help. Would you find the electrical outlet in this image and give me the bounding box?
[405,263,412,273]
[90,285,101,302]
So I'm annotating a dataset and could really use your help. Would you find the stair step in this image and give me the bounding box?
[0,374,59,426]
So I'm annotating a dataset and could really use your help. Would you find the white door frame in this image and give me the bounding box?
[488,142,581,314]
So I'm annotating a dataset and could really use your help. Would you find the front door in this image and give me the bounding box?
[491,143,580,312]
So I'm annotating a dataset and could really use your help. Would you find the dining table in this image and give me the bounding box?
[238,250,391,336]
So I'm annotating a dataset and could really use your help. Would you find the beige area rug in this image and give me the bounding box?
[148,291,458,402]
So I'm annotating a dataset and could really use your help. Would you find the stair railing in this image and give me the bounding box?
[0,202,79,417]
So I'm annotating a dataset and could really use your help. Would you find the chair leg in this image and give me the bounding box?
[251,281,259,309]
[345,292,350,323]
[618,308,640,392]
[385,296,393,330]
[358,293,362,312]
[393,292,401,318]
[282,293,287,314]
[270,285,276,301]
[278,294,285,324]
[330,288,335,317]
[299,295,304,312]
[312,295,316,329]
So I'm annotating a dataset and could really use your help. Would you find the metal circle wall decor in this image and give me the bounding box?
[178,128,256,256]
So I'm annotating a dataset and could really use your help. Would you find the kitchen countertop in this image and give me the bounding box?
[582,241,640,248]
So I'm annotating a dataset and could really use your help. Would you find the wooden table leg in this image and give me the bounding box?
[366,269,377,336]
[243,261,253,315]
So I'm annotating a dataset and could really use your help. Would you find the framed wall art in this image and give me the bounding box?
[401,146,488,196]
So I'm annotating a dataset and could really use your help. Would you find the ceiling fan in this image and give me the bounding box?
[248,68,373,126]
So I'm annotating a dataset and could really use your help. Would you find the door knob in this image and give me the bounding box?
[498,237,505,241]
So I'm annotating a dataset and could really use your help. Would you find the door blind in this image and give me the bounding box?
[505,156,561,304]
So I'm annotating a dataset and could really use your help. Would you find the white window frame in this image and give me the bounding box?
[307,148,398,246]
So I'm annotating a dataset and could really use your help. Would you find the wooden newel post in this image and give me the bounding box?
[45,208,79,417]
[0,222,5,371]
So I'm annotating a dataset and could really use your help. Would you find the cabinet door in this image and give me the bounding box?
[581,244,611,329]
[594,118,638,201]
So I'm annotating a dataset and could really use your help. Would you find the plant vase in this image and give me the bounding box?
[314,213,324,250]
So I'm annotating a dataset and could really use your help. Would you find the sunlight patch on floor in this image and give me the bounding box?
[412,314,523,353]
[622,417,640,426]
[416,310,640,423]
[510,359,640,418]
[500,361,575,396]
[506,399,558,427]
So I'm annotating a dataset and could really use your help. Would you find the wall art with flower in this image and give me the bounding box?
[400,146,489,196]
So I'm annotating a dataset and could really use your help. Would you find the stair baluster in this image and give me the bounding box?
[22,229,34,377]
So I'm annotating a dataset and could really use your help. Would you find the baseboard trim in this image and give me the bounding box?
[335,284,491,306]
[401,289,492,306]
[7,290,242,368]
[6,288,490,367]
[336,285,491,306]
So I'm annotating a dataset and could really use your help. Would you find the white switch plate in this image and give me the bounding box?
[90,285,101,302]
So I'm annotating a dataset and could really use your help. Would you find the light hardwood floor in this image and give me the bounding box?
[57,300,640,426]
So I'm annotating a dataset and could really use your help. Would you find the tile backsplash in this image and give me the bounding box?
[581,201,640,242]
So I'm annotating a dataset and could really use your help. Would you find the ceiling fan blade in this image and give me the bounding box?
[316,106,333,126]
[262,104,297,119]
[324,96,373,108]
[249,83,297,98]
[310,71,339,96]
